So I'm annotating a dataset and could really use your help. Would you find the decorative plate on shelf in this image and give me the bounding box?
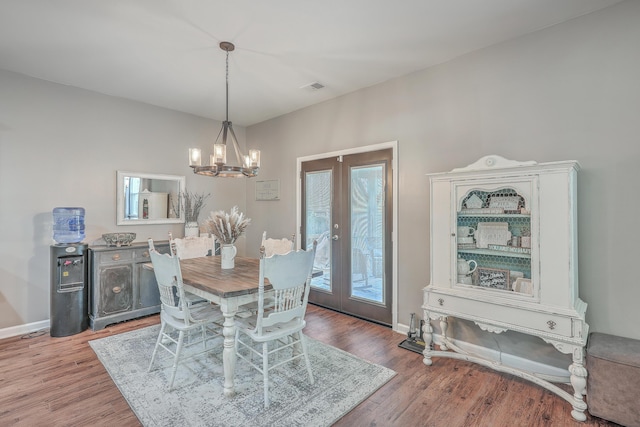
[475,222,511,248]
[488,196,520,211]
[465,194,483,209]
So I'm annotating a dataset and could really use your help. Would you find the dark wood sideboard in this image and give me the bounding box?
[88,241,170,330]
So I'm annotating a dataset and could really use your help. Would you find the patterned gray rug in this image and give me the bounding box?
[89,324,396,427]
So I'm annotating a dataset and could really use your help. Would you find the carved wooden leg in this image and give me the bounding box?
[422,315,433,366]
[221,300,238,397]
[439,316,449,351]
[569,347,588,422]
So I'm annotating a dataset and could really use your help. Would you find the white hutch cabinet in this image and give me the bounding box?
[423,155,589,421]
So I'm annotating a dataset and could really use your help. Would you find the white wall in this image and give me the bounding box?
[2,1,639,351]
[246,0,640,347]
[0,70,247,330]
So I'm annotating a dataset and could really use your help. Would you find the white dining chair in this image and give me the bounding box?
[239,231,294,316]
[147,238,224,390]
[167,232,214,306]
[241,231,296,314]
[261,231,295,257]
[235,241,317,408]
[169,232,216,259]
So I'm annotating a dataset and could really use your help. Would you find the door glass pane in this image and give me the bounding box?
[305,170,332,291]
[350,165,384,304]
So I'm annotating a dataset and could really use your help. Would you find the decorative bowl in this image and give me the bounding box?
[102,232,136,247]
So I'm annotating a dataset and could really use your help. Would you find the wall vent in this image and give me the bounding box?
[300,82,325,91]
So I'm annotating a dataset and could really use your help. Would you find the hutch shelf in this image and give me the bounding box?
[423,155,589,421]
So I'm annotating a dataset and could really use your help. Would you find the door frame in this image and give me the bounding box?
[296,141,398,330]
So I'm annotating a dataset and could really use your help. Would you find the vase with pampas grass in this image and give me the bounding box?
[205,206,251,269]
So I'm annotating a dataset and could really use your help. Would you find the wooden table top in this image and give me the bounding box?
[179,255,269,298]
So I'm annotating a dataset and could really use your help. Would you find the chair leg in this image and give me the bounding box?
[148,322,166,372]
[299,332,314,385]
[168,330,185,390]
[263,341,270,408]
[201,324,207,350]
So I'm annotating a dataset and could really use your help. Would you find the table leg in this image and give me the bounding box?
[220,300,238,397]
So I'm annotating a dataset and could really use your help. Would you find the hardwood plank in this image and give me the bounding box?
[0,307,618,427]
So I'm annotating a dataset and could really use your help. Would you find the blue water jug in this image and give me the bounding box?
[52,207,85,244]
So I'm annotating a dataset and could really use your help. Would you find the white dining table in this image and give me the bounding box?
[147,254,321,397]
[177,255,265,397]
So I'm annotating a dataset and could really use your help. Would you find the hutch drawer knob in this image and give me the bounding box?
[112,286,122,294]
[438,298,444,306]
[112,254,121,261]
[547,320,556,330]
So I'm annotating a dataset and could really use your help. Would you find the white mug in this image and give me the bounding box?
[457,226,475,237]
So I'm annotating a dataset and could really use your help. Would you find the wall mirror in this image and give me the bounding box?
[116,171,186,225]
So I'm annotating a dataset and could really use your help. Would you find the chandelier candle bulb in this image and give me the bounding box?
[189,148,201,166]
[249,149,260,167]
[213,144,226,164]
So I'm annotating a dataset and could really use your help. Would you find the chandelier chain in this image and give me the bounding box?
[225,49,229,122]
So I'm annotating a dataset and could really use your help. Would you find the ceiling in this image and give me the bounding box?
[0,0,623,126]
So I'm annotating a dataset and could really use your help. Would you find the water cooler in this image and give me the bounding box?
[50,207,88,337]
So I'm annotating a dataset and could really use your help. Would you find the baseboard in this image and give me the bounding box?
[396,321,410,335]
[0,319,50,340]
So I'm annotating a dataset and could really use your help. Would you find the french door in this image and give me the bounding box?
[301,149,392,325]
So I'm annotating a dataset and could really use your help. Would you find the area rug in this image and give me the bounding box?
[89,325,396,427]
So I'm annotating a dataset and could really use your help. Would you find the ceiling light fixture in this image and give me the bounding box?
[188,42,260,178]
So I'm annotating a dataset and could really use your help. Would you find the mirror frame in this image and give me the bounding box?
[116,171,186,225]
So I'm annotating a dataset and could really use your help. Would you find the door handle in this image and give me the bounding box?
[332,234,339,241]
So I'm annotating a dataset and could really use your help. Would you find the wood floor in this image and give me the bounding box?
[0,305,618,427]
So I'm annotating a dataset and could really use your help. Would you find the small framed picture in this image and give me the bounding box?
[477,267,510,290]
[255,179,280,201]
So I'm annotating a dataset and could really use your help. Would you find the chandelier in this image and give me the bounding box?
[189,42,260,178]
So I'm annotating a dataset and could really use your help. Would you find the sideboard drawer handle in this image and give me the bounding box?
[547,320,556,330]
[112,286,122,294]
[438,298,444,306]
[112,254,121,261]
[142,251,149,258]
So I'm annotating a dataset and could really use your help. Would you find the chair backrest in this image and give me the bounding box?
[148,238,193,325]
[255,241,316,334]
[261,231,296,257]
[169,232,215,259]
